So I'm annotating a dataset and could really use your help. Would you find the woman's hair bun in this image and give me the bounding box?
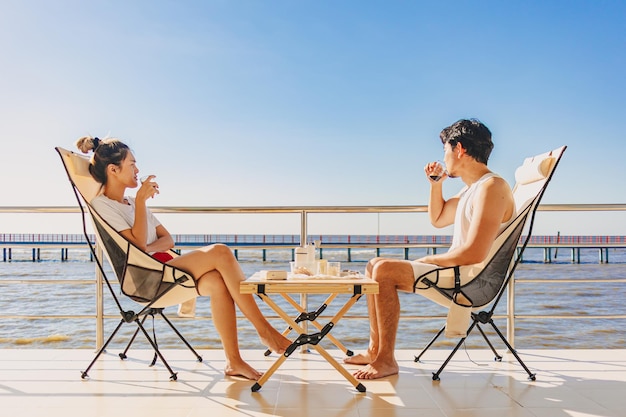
[75,136,99,154]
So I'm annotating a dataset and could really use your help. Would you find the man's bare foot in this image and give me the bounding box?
[259,329,292,354]
[225,360,263,380]
[343,352,373,365]
[352,359,399,380]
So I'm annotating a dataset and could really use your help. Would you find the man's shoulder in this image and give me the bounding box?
[477,174,514,200]
[481,173,511,189]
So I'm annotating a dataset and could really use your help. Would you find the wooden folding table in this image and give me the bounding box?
[240,272,379,392]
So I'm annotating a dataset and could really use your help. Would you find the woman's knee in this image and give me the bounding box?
[198,243,237,266]
[197,270,228,297]
[203,243,230,256]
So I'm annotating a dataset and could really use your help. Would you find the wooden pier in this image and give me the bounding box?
[2,234,625,263]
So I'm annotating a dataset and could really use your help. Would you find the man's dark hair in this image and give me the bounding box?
[440,119,493,164]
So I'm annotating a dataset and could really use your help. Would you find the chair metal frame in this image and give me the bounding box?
[56,147,202,381]
[413,146,567,381]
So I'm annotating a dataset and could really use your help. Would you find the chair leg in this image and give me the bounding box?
[133,318,179,381]
[475,323,503,361]
[81,319,125,379]
[159,311,203,362]
[431,320,478,381]
[119,314,149,360]
[414,324,446,362]
[487,320,536,381]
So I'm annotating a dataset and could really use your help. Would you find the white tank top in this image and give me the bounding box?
[450,173,509,251]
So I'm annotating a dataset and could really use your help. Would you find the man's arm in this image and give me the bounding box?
[428,180,459,229]
[419,176,514,267]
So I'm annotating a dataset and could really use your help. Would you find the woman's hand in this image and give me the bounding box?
[136,175,159,202]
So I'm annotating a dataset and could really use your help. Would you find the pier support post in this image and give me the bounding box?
[262,249,266,261]
[599,248,609,264]
[376,248,380,257]
[347,248,352,262]
[234,249,238,260]
[319,248,323,259]
[404,248,409,260]
[571,248,580,263]
[543,248,552,263]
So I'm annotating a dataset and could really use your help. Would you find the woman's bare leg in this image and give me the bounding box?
[169,244,291,354]
[197,270,261,380]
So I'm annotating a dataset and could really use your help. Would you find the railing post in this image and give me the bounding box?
[507,272,516,349]
[299,210,309,352]
[95,242,104,349]
[300,210,307,247]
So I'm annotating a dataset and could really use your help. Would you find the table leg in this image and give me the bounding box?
[252,353,288,392]
[311,344,365,393]
[265,293,353,356]
[253,291,366,392]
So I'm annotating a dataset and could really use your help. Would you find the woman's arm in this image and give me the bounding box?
[119,178,161,251]
[146,225,175,253]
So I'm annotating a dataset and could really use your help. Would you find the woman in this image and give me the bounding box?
[76,136,291,381]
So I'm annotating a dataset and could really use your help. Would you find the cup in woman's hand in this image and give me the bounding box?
[139,175,159,197]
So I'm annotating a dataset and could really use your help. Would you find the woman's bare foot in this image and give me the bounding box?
[224,360,263,380]
[259,329,292,354]
[352,359,399,380]
[343,352,373,365]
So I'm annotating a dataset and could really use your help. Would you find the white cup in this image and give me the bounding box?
[327,262,341,277]
[317,260,328,275]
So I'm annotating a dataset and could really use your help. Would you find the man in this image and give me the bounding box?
[346,119,515,379]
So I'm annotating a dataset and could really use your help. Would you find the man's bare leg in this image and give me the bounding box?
[353,260,415,379]
[344,258,383,365]
[344,293,378,365]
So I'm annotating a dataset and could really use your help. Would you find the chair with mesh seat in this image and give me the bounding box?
[413,145,566,381]
[56,146,202,381]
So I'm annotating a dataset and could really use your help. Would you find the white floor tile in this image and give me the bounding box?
[0,349,624,417]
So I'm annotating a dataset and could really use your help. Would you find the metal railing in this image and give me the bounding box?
[1,203,626,349]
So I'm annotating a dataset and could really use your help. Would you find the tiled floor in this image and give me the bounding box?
[0,348,624,417]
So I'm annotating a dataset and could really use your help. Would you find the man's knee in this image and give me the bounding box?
[371,260,414,286]
[366,257,385,276]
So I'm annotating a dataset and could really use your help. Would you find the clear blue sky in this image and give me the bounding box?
[1,1,625,235]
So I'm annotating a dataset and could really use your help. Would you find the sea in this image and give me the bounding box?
[1,246,625,352]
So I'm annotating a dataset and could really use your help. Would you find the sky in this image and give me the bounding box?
[1,0,625,236]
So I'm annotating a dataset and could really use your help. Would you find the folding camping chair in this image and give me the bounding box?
[56,147,202,381]
[413,145,566,381]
